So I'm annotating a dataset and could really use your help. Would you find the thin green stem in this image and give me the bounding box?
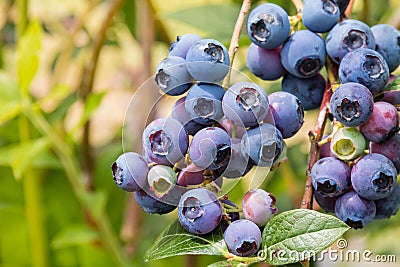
[16,0,28,38]
[23,103,130,267]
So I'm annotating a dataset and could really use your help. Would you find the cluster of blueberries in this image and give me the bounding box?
[111,0,400,259]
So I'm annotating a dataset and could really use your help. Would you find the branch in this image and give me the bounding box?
[223,0,252,88]
[78,0,125,191]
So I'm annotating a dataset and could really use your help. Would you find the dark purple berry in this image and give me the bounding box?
[335,191,376,229]
[134,190,176,215]
[168,33,201,59]
[370,134,400,173]
[375,183,400,219]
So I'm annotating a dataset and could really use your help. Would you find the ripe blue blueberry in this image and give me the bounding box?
[168,33,201,59]
[335,191,376,229]
[302,0,340,33]
[326,19,375,64]
[370,134,400,173]
[311,157,351,197]
[330,127,366,161]
[246,3,290,49]
[268,91,304,138]
[224,219,262,257]
[241,123,284,167]
[189,127,231,170]
[351,153,398,200]
[142,117,189,165]
[281,30,326,78]
[147,165,177,198]
[170,96,206,135]
[186,39,230,82]
[178,188,222,235]
[154,56,193,96]
[339,48,389,95]
[374,183,400,219]
[246,43,286,80]
[185,83,225,125]
[242,189,278,226]
[134,190,176,215]
[330,82,374,127]
[281,73,326,110]
[112,152,149,192]
[222,82,269,128]
[371,24,400,73]
[359,102,399,143]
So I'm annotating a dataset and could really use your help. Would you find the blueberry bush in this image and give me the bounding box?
[0,0,399,267]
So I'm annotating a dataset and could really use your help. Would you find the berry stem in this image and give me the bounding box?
[223,0,252,88]
[301,63,337,210]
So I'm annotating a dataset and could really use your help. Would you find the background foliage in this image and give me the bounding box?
[0,0,399,266]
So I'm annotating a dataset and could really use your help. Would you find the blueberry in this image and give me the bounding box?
[242,189,278,227]
[247,3,290,49]
[111,152,149,192]
[219,138,253,179]
[147,165,177,198]
[185,83,225,125]
[170,96,206,135]
[314,191,337,213]
[330,82,374,127]
[335,191,376,229]
[326,19,375,64]
[246,43,286,80]
[330,127,366,161]
[319,135,334,158]
[311,157,351,197]
[189,127,231,170]
[154,56,193,96]
[241,123,284,167]
[381,89,400,106]
[134,190,176,215]
[359,102,399,143]
[339,48,389,95]
[375,183,400,219]
[281,30,326,78]
[268,91,304,138]
[186,39,230,82]
[178,188,222,235]
[282,73,326,110]
[222,82,269,128]
[177,163,205,186]
[371,24,400,73]
[302,0,340,33]
[224,219,262,257]
[142,117,189,165]
[351,153,398,200]
[370,134,400,173]
[168,33,202,59]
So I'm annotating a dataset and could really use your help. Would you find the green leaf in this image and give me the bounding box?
[51,224,100,249]
[0,138,61,177]
[0,102,22,125]
[16,21,42,93]
[163,4,240,43]
[262,209,350,265]
[207,261,249,267]
[0,71,20,103]
[82,191,107,220]
[144,220,227,262]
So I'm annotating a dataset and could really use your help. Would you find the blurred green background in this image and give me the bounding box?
[0,0,399,266]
